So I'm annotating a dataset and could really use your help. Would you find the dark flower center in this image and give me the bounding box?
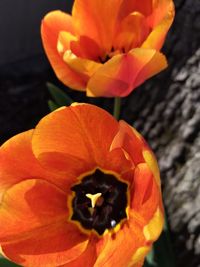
[70,169,128,235]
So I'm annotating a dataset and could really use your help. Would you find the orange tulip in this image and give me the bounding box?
[0,104,163,266]
[41,0,174,97]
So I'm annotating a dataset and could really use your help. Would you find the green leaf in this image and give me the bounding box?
[47,82,73,107]
[144,247,157,267]
[0,258,20,267]
[48,100,59,112]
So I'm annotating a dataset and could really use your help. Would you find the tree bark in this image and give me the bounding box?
[122,0,200,266]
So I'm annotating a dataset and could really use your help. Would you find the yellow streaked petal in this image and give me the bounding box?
[142,0,175,50]
[57,31,77,55]
[143,208,164,241]
[63,51,102,78]
[129,246,151,266]
[143,150,160,186]
[41,11,86,90]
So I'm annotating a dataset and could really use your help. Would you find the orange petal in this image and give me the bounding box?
[0,130,70,198]
[131,163,161,223]
[110,120,145,165]
[114,12,150,51]
[41,10,87,90]
[119,0,153,19]
[63,51,102,78]
[86,53,134,97]
[142,0,175,50]
[62,236,98,267]
[71,36,102,61]
[32,104,119,169]
[1,221,89,267]
[143,150,160,186]
[130,48,167,89]
[86,48,167,97]
[36,152,90,180]
[0,179,67,243]
[103,148,132,175]
[57,31,77,55]
[72,0,123,53]
[95,219,146,267]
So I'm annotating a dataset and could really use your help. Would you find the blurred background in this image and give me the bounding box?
[0,0,200,266]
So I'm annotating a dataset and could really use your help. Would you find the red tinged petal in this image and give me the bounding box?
[110,120,145,165]
[72,0,123,53]
[119,0,153,19]
[103,148,132,175]
[41,11,87,90]
[70,36,102,61]
[86,48,167,97]
[131,48,167,88]
[32,104,119,170]
[131,163,161,223]
[1,221,89,267]
[0,179,67,243]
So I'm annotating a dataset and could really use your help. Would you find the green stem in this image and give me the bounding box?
[113,97,121,120]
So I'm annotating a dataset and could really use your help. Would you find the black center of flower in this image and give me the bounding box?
[70,169,128,235]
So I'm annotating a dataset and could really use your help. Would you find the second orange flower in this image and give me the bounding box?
[41,0,174,97]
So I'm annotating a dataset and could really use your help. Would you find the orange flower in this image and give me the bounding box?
[0,104,163,266]
[41,0,174,97]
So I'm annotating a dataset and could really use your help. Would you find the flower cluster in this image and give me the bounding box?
[0,104,163,267]
[0,0,175,266]
[41,0,174,97]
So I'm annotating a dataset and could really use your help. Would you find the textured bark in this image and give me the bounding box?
[121,0,200,266]
[0,0,199,266]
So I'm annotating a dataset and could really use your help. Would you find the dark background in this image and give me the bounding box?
[0,1,200,266]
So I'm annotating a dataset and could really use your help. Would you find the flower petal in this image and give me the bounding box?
[70,36,102,61]
[103,148,132,175]
[95,219,146,267]
[143,150,161,186]
[41,10,86,90]
[0,130,69,198]
[63,51,102,78]
[62,236,98,267]
[110,120,145,165]
[142,0,175,50]
[86,48,167,97]
[0,179,67,243]
[32,104,119,170]
[131,163,162,223]
[130,48,167,90]
[143,208,164,242]
[119,0,153,19]
[1,221,89,267]
[114,12,150,52]
[72,0,123,53]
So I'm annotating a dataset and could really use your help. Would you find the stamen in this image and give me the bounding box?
[86,192,102,208]
[71,169,128,235]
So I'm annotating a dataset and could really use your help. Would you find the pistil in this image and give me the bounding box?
[86,192,102,208]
